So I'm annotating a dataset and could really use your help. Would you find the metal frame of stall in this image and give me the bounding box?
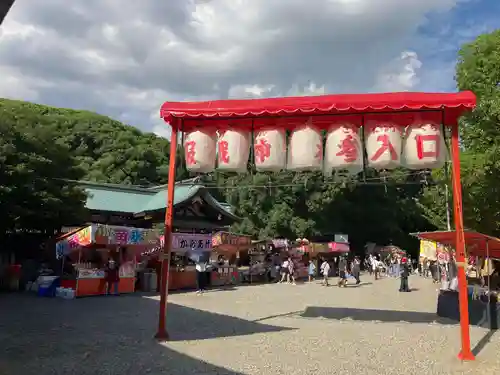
[413,230,500,331]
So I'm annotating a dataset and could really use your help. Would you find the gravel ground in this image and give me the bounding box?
[1,275,500,375]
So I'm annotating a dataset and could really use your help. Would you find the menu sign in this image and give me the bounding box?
[328,242,350,252]
[94,225,160,246]
[212,232,252,247]
[172,233,212,252]
[272,239,289,248]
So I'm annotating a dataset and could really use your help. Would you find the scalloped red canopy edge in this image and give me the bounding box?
[160,91,476,128]
[160,91,476,118]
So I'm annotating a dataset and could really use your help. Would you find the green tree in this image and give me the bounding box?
[0,120,87,239]
[454,30,500,235]
[0,99,187,186]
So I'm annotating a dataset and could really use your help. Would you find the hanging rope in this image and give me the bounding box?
[180,124,186,175]
[360,115,367,184]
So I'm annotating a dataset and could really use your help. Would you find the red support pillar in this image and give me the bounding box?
[449,122,475,361]
[155,120,179,341]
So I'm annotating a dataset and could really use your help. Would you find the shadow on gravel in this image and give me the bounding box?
[300,306,457,325]
[344,282,373,288]
[0,293,291,375]
[473,329,497,356]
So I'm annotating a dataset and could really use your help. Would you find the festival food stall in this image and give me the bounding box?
[143,233,212,291]
[211,231,252,285]
[156,90,478,360]
[304,241,350,277]
[241,240,274,283]
[56,224,160,297]
[414,230,500,330]
[168,233,212,290]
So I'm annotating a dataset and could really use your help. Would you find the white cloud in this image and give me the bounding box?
[375,51,423,92]
[152,124,171,139]
[0,0,477,133]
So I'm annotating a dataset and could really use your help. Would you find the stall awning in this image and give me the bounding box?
[161,91,476,127]
[211,231,252,252]
[55,224,161,258]
[411,231,500,258]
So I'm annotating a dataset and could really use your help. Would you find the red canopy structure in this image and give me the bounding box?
[414,230,500,259]
[161,91,475,126]
[156,91,476,361]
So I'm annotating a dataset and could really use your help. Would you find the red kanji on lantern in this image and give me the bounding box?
[185,141,197,165]
[370,134,398,161]
[114,230,129,244]
[315,143,323,160]
[254,139,271,163]
[218,140,230,164]
[336,135,358,163]
[416,134,440,160]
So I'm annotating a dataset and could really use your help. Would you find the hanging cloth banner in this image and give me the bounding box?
[419,239,437,260]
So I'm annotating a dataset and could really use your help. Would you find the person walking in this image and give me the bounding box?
[308,259,316,282]
[399,257,411,292]
[105,258,120,296]
[288,258,297,285]
[430,260,439,284]
[366,255,373,276]
[338,256,348,287]
[423,258,431,278]
[394,256,401,278]
[278,258,290,283]
[195,259,208,294]
[320,258,330,286]
[351,256,361,285]
[372,256,380,280]
[388,256,395,277]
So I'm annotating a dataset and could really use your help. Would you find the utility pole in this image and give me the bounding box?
[0,1,16,26]
[445,182,451,231]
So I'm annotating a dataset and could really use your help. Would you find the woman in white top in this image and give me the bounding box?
[320,259,331,286]
[195,261,208,294]
[279,259,290,283]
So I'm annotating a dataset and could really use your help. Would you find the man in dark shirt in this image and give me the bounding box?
[337,256,348,287]
[399,257,411,292]
[105,259,120,295]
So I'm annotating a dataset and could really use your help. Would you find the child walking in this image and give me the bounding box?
[308,260,316,282]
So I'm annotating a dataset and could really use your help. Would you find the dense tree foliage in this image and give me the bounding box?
[0,116,86,239]
[454,30,500,236]
[417,30,500,237]
[0,99,187,186]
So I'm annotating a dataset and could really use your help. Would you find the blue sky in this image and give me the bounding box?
[415,0,500,92]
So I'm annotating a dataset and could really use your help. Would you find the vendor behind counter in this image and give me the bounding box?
[481,259,500,289]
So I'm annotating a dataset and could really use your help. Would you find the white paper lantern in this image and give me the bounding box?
[403,123,447,169]
[254,128,286,172]
[184,129,216,173]
[325,123,363,175]
[217,129,251,172]
[287,122,323,171]
[364,123,403,169]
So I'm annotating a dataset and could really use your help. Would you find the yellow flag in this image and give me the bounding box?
[420,240,437,260]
